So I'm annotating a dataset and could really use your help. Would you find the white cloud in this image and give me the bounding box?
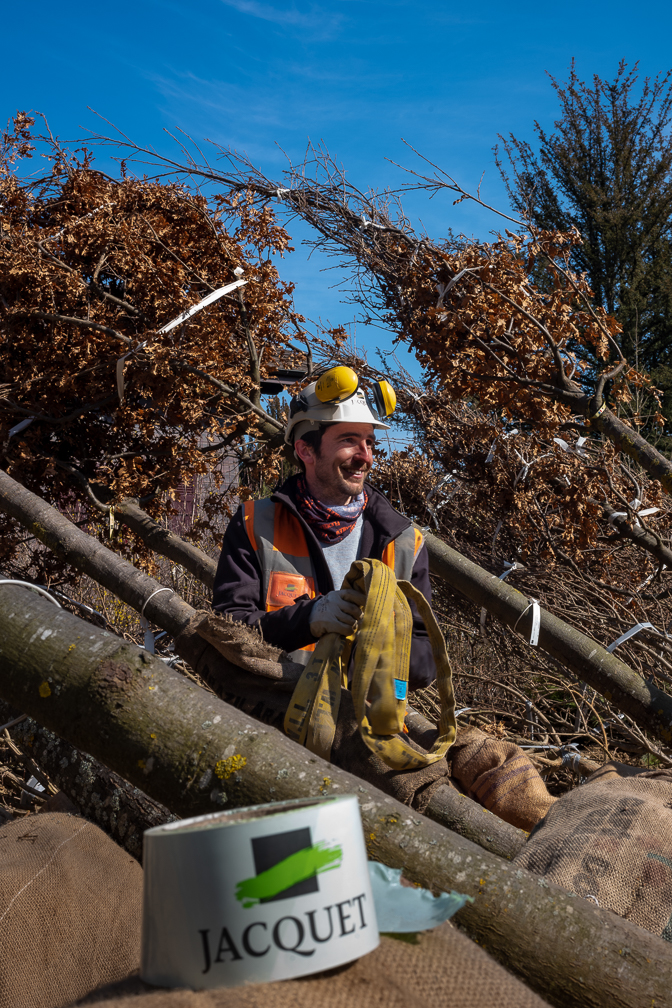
[220,0,343,35]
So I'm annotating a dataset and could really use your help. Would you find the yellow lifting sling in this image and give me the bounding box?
[284,558,456,770]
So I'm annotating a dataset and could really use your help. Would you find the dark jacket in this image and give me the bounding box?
[212,475,437,691]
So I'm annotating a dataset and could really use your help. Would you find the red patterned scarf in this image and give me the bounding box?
[295,475,368,544]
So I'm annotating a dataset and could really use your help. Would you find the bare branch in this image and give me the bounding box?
[14,310,134,346]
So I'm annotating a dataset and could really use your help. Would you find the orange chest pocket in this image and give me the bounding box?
[266,571,315,609]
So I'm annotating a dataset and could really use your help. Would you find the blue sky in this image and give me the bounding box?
[4,0,672,373]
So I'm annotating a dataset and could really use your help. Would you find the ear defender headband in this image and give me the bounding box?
[292,365,396,415]
[285,366,396,444]
[289,393,310,418]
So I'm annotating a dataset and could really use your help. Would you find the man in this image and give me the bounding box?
[212,367,437,691]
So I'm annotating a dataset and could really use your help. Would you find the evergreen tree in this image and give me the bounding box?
[495,61,672,439]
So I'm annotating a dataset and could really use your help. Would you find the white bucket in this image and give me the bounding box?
[141,794,379,989]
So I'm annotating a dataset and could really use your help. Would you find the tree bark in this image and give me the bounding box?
[0,468,194,637]
[598,499,672,568]
[0,587,669,1008]
[0,699,175,859]
[591,406,672,494]
[3,466,671,750]
[423,783,526,859]
[421,526,672,747]
[115,498,217,590]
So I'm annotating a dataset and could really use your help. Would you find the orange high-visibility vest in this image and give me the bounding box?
[242,499,424,665]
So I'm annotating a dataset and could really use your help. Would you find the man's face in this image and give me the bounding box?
[297,423,375,504]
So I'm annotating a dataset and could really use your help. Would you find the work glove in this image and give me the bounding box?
[309,589,366,637]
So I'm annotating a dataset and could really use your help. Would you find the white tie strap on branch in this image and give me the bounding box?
[512,447,551,489]
[608,502,660,528]
[116,278,248,403]
[607,622,655,653]
[627,567,665,606]
[140,588,174,653]
[485,428,518,465]
[560,742,582,773]
[498,561,520,581]
[140,587,174,618]
[157,278,247,335]
[553,435,589,458]
[435,267,476,307]
[513,597,541,647]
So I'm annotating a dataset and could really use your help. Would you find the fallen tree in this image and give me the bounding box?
[0,583,670,1008]
[424,529,672,745]
[0,699,175,858]
[0,468,194,638]
[91,131,672,492]
[4,119,672,778]
[0,467,529,860]
[0,117,301,582]
[5,466,671,754]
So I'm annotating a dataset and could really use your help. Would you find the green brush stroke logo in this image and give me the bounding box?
[236,842,342,908]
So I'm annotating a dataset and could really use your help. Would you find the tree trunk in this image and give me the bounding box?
[423,783,526,859]
[2,466,671,749]
[597,499,672,568]
[421,526,672,747]
[591,406,672,494]
[0,586,670,1008]
[0,468,194,637]
[115,498,217,590]
[0,699,175,859]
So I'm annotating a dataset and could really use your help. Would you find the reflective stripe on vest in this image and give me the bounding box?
[381,526,424,581]
[243,499,317,665]
[242,500,424,664]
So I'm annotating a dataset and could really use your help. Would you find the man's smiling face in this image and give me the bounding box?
[296,423,375,505]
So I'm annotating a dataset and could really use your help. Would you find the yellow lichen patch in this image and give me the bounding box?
[215,754,247,779]
[38,682,51,698]
[67,643,76,653]
[319,776,332,794]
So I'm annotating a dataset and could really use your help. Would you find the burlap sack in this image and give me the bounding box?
[513,761,672,938]
[0,812,142,1008]
[74,923,550,1008]
[449,726,557,831]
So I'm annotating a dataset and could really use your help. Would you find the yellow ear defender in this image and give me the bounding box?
[371,379,396,418]
[312,365,396,418]
[315,366,360,403]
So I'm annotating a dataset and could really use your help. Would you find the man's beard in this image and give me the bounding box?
[313,456,370,502]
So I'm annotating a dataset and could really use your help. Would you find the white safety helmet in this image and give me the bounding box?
[284,366,396,446]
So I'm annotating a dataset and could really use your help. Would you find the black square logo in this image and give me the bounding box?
[251,827,319,903]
